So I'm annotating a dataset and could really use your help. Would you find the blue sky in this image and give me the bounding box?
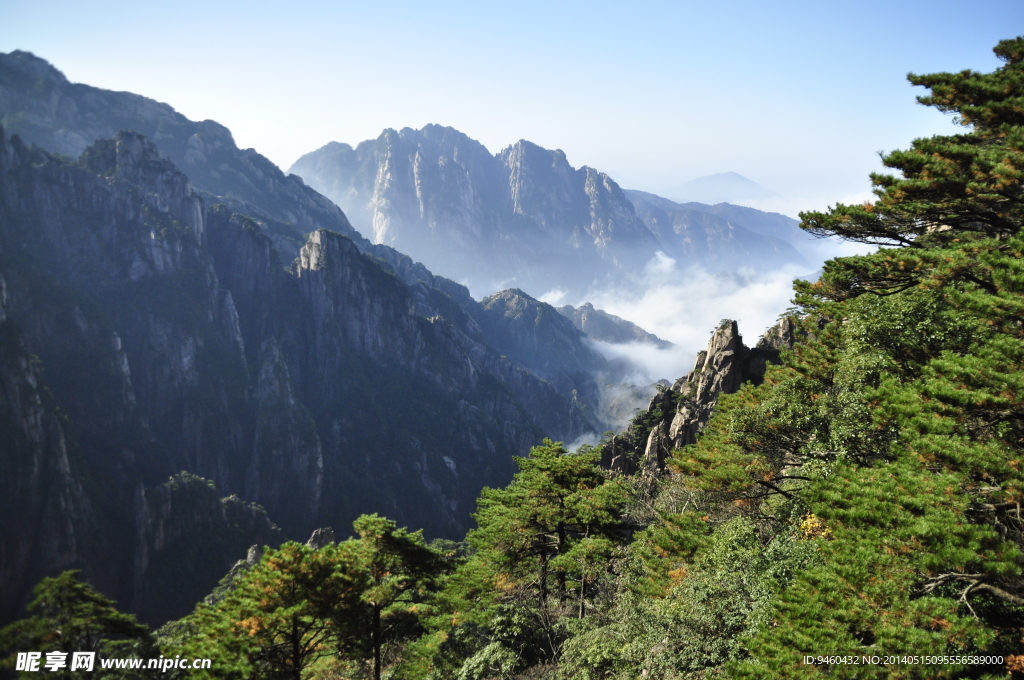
[2,0,1021,216]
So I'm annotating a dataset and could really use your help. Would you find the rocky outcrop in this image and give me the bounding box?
[132,473,282,624]
[305,528,336,549]
[289,126,662,297]
[556,302,672,348]
[603,318,798,474]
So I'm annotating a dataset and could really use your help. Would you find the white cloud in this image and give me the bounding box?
[579,258,815,386]
[539,288,568,305]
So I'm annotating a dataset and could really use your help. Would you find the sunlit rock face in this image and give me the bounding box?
[290,125,661,298]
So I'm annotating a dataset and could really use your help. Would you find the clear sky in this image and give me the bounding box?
[2,0,1021,216]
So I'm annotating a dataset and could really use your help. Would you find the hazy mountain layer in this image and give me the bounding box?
[556,302,672,348]
[674,199,817,252]
[623,190,807,271]
[664,171,779,205]
[292,128,813,296]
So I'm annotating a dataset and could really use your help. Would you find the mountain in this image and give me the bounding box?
[623,190,807,271]
[0,126,598,625]
[289,126,662,298]
[0,51,563,303]
[0,50,616,426]
[556,302,673,348]
[0,49,804,628]
[290,129,813,295]
[664,171,779,205]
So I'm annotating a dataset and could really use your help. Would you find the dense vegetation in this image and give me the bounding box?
[3,36,1023,680]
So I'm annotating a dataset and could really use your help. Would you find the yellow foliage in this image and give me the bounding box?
[797,513,833,541]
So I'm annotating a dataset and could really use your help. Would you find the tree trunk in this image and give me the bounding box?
[556,523,568,600]
[372,604,382,680]
[291,618,302,680]
[539,551,549,608]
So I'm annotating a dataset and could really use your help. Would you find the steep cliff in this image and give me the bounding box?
[289,126,661,297]
[472,289,612,425]
[0,51,608,415]
[0,126,596,625]
[0,273,93,625]
[602,317,798,474]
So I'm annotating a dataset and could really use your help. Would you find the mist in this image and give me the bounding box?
[585,258,802,371]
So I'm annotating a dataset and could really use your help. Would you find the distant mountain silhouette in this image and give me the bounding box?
[665,171,779,205]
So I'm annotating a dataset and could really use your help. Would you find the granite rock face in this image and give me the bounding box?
[0,273,92,625]
[602,318,798,474]
[290,127,816,298]
[473,289,612,425]
[305,528,336,549]
[289,126,661,297]
[0,126,596,626]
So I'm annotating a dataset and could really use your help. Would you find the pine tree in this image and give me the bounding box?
[424,440,629,678]
[336,514,444,680]
[182,542,361,680]
[0,571,150,678]
[722,37,1024,678]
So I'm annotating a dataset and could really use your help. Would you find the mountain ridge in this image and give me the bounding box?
[289,126,810,298]
[290,124,661,298]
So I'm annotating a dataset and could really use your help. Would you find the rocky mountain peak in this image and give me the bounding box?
[602,317,797,474]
